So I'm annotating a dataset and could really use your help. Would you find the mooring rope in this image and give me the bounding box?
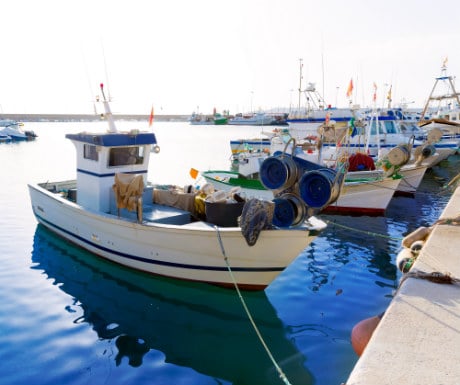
[324,219,403,241]
[214,226,293,385]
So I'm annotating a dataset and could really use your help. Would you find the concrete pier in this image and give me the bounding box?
[346,185,460,385]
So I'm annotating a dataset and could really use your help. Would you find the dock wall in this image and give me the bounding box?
[346,185,460,384]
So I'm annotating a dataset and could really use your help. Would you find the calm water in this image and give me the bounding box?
[1,121,458,385]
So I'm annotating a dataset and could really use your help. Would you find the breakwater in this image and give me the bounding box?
[1,113,190,122]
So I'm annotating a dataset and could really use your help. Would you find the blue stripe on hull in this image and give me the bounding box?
[33,212,284,273]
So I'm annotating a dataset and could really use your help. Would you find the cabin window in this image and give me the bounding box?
[109,146,144,167]
[369,120,384,135]
[383,121,397,134]
[84,144,99,161]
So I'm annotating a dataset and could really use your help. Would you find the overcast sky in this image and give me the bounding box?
[1,0,459,115]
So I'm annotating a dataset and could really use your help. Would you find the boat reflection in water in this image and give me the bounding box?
[31,224,313,385]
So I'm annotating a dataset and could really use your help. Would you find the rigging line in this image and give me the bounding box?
[324,219,403,241]
[214,226,293,385]
[358,179,401,191]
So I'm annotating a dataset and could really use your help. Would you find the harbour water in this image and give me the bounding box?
[1,121,458,385]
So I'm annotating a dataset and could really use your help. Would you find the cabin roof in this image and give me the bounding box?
[65,132,157,147]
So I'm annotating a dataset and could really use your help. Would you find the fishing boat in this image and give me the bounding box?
[228,112,275,126]
[229,126,436,197]
[202,167,401,216]
[203,138,403,216]
[285,59,361,136]
[189,110,228,125]
[28,84,330,290]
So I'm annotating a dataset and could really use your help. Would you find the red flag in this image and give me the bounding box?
[148,106,154,127]
[346,79,354,98]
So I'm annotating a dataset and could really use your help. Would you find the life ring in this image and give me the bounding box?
[152,144,160,153]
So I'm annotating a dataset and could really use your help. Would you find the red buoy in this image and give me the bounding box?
[351,314,382,356]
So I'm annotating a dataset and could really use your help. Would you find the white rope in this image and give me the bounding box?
[214,226,293,385]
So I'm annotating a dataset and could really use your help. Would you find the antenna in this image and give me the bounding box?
[100,83,117,133]
[101,41,112,101]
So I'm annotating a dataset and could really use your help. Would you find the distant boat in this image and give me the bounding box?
[189,113,214,125]
[189,110,228,125]
[228,112,276,126]
[0,119,37,141]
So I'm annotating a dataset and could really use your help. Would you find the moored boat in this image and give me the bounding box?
[202,168,401,216]
[228,112,275,126]
[27,84,328,290]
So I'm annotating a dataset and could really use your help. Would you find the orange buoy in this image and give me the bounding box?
[351,314,382,356]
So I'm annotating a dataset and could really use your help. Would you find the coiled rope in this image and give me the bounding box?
[214,226,293,385]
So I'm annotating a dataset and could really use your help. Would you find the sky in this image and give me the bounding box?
[1,0,460,115]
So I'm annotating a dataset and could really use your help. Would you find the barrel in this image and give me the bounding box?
[298,168,339,209]
[386,145,410,166]
[272,193,306,228]
[259,155,297,190]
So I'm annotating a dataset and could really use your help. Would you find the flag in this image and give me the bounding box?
[373,82,377,102]
[148,106,154,127]
[346,79,353,98]
[189,168,199,179]
[442,56,448,68]
[348,117,357,137]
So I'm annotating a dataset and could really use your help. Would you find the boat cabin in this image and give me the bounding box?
[66,131,157,213]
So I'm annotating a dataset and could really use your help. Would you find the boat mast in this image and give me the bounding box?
[298,58,303,116]
[419,61,460,122]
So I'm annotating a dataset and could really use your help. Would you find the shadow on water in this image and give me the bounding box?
[304,214,399,293]
[30,224,313,385]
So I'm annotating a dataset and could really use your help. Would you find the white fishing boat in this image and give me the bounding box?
[27,84,328,290]
[203,142,401,216]
[229,127,436,197]
[203,168,401,216]
[228,112,275,126]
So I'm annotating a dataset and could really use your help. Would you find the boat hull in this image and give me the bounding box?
[323,177,400,215]
[28,183,323,289]
[396,164,429,195]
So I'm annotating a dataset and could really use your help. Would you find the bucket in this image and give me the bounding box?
[272,193,306,228]
[298,168,339,209]
[205,201,246,227]
[259,155,297,190]
[386,145,410,166]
